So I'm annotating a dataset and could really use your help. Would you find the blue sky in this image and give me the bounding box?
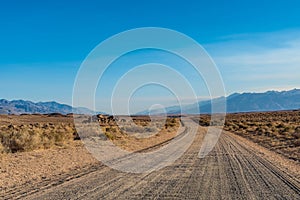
[1,0,300,113]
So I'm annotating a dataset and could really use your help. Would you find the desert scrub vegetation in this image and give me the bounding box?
[122,118,179,135]
[0,114,181,154]
[101,117,180,140]
[0,141,5,153]
[96,117,181,151]
[0,123,76,153]
[224,111,300,162]
[192,110,300,162]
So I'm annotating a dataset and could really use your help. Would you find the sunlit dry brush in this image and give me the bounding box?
[99,116,181,151]
[0,114,77,153]
[0,114,182,154]
[0,123,76,153]
[192,110,300,162]
[201,111,300,162]
[0,141,5,153]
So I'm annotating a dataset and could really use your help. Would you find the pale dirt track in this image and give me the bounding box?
[6,120,300,199]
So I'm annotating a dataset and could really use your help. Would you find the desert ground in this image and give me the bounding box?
[0,111,300,199]
[193,110,300,162]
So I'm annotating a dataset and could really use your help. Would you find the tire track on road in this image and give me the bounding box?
[21,121,300,199]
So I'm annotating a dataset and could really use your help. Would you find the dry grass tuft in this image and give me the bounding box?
[193,110,300,162]
[0,123,76,153]
[97,117,181,151]
[0,114,181,154]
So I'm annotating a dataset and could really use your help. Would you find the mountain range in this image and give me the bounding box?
[1,89,299,115]
[0,99,95,115]
[137,89,300,115]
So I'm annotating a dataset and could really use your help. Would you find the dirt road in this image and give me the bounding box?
[9,120,300,199]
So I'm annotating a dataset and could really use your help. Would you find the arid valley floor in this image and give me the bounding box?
[0,111,300,199]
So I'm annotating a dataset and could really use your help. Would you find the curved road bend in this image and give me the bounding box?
[20,119,300,199]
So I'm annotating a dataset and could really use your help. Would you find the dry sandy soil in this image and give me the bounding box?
[193,110,300,162]
[0,114,181,198]
[0,141,98,197]
[0,114,299,199]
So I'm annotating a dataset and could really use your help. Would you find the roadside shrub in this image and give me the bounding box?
[0,142,5,153]
[292,132,300,139]
[7,130,41,152]
[0,123,75,153]
[223,110,300,162]
[145,126,158,132]
[121,125,145,133]
[276,123,285,129]
[294,139,300,146]
[105,132,116,140]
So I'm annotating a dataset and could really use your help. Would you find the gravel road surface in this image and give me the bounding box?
[7,119,300,199]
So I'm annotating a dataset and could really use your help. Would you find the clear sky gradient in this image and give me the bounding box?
[1,0,300,113]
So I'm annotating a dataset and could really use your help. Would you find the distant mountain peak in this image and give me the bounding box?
[137,88,300,115]
[0,99,96,115]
